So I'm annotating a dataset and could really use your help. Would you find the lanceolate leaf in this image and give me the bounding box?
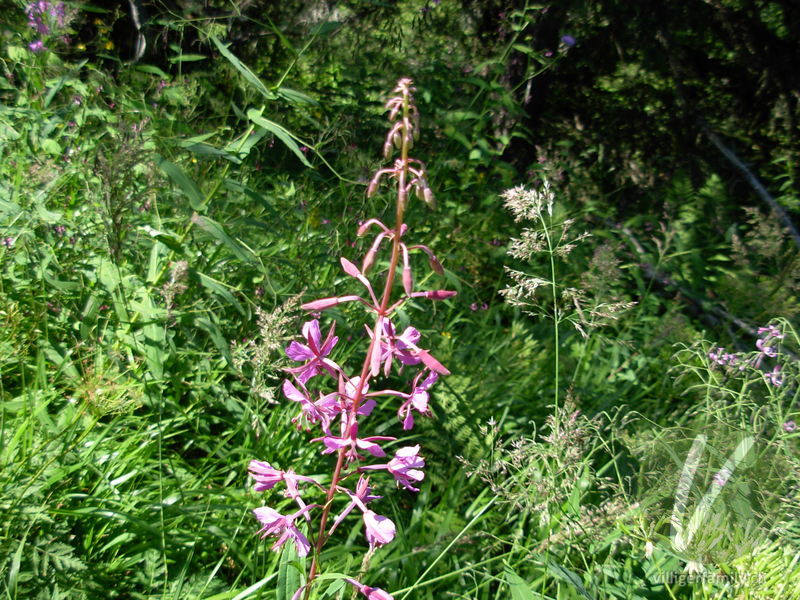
[246,108,314,168]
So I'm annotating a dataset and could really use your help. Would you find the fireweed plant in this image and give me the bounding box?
[247,79,455,600]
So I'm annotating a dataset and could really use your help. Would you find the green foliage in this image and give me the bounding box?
[1,0,799,599]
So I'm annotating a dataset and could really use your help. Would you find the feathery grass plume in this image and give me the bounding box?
[232,294,303,407]
[500,180,634,340]
[247,79,455,600]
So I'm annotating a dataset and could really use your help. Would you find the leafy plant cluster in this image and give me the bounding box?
[1,1,799,599]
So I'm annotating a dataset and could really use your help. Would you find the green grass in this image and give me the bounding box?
[2,2,800,599]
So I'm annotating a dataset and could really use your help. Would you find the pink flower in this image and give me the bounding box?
[282,379,339,430]
[783,420,796,433]
[253,505,315,556]
[330,476,381,534]
[756,338,777,358]
[248,460,283,491]
[248,461,317,500]
[765,365,783,387]
[345,578,394,600]
[363,510,396,550]
[362,445,425,491]
[397,370,437,429]
[338,375,377,416]
[371,320,450,376]
[313,420,396,462]
[285,319,340,383]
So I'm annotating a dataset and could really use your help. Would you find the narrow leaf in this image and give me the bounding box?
[210,36,276,100]
[158,157,206,210]
[247,108,313,168]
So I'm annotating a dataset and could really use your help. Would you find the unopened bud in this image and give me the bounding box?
[409,290,457,300]
[340,257,362,278]
[301,295,361,311]
[426,290,456,300]
[402,265,413,295]
[423,186,436,209]
[367,178,379,198]
[362,248,377,274]
[428,255,444,275]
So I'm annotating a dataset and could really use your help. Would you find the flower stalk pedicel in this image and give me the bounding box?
[248,79,454,599]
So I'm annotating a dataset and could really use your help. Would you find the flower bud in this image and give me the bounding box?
[422,186,436,209]
[366,177,379,198]
[428,255,444,275]
[340,257,362,278]
[425,290,456,300]
[301,295,361,311]
[362,248,377,274]
[402,265,413,296]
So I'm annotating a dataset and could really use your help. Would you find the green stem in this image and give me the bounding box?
[542,217,560,418]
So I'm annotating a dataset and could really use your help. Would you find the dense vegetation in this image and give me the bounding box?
[2,1,799,599]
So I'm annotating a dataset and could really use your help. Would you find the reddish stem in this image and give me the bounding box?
[303,90,410,600]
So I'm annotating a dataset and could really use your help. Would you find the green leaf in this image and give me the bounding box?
[169,53,207,63]
[184,142,242,164]
[194,316,232,366]
[276,87,318,106]
[276,545,305,600]
[195,271,245,316]
[546,561,596,600]
[203,574,275,600]
[40,138,62,156]
[210,36,276,101]
[247,108,313,168]
[191,213,256,264]
[134,287,167,380]
[223,126,268,160]
[157,157,206,211]
[134,64,170,78]
[504,568,536,600]
[140,225,184,254]
[7,534,26,597]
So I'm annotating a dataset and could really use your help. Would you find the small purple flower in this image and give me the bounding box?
[253,505,315,556]
[756,338,777,358]
[363,445,426,491]
[312,418,395,462]
[765,365,783,387]
[285,319,340,383]
[708,347,727,365]
[248,461,317,501]
[783,420,796,433]
[249,461,283,491]
[28,40,47,53]
[561,35,576,47]
[363,510,396,550]
[2,237,13,248]
[757,325,784,340]
[344,578,394,600]
[329,475,381,535]
[379,319,450,375]
[282,379,339,430]
[470,302,478,311]
[397,370,437,430]
[712,467,731,487]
